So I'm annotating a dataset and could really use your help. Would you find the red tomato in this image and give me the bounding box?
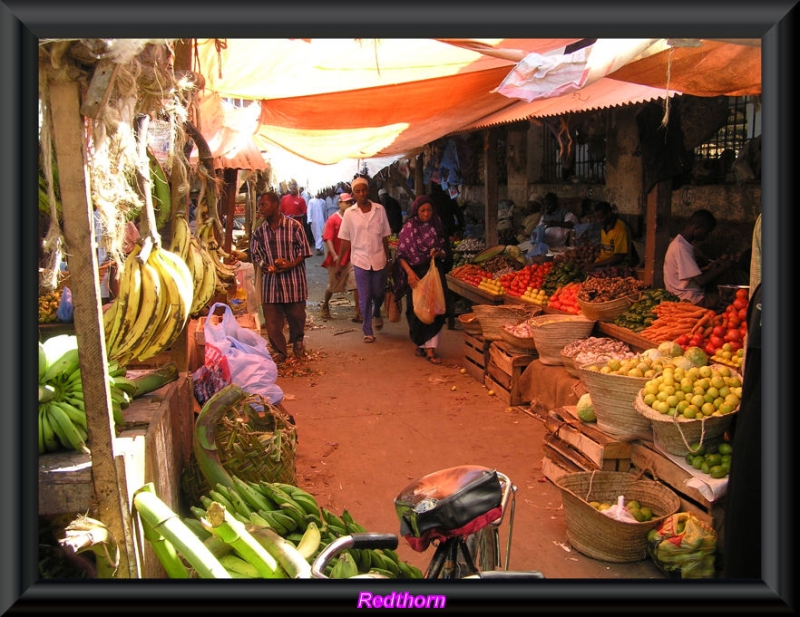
[704,342,717,356]
[724,329,742,342]
[735,288,749,300]
[690,335,704,347]
[676,334,690,346]
[709,335,725,349]
[727,316,741,328]
[733,298,747,311]
[712,325,726,337]
[738,307,747,321]
[729,340,743,352]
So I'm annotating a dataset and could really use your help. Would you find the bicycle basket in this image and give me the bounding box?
[394,465,502,552]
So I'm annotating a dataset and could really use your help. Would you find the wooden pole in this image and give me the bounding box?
[47,76,137,578]
[644,179,673,288]
[484,128,499,247]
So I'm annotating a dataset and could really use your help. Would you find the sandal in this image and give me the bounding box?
[321,307,332,319]
[426,351,442,364]
[373,317,384,330]
[364,335,376,343]
[352,315,363,323]
[414,347,426,357]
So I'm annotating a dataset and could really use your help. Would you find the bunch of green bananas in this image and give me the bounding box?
[184,475,423,579]
[103,237,194,365]
[38,335,133,454]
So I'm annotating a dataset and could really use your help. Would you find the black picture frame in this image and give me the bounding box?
[4,2,795,613]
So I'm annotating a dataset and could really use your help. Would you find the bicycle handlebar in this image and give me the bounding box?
[311,533,398,578]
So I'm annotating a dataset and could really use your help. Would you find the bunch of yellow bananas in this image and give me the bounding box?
[195,217,239,296]
[169,213,218,315]
[104,237,194,365]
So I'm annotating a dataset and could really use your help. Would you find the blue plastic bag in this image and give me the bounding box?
[56,287,74,322]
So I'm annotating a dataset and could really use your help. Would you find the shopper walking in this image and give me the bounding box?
[251,191,313,362]
[392,194,450,364]
[320,193,360,322]
[336,176,392,343]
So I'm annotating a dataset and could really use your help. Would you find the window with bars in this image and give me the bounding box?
[693,95,761,183]
[541,113,606,184]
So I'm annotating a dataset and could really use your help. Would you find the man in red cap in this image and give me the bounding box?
[320,192,360,322]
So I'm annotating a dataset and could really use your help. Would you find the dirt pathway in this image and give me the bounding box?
[272,252,664,579]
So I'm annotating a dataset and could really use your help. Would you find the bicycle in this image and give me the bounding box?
[311,464,545,580]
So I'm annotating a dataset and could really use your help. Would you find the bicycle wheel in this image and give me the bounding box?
[463,526,500,572]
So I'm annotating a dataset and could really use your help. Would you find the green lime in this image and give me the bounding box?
[692,456,704,470]
[718,442,733,455]
[640,506,653,521]
[627,500,641,510]
[689,443,706,456]
[709,465,728,479]
[701,461,711,474]
[705,453,722,467]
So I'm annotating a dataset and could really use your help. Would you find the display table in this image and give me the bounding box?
[445,274,504,306]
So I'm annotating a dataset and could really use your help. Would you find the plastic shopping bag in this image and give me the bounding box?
[646,512,717,578]
[56,287,74,322]
[202,303,284,404]
[412,260,446,325]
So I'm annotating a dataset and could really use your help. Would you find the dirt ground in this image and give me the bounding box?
[272,252,665,580]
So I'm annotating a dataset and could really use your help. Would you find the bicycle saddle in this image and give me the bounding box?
[394,465,502,552]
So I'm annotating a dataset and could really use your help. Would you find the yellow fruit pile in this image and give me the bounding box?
[38,289,63,323]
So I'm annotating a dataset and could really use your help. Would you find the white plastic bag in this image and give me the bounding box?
[203,303,284,404]
[601,495,638,523]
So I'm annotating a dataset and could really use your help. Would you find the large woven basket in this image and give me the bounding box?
[182,392,298,507]
[633,391,738,457]
[499,325,538,353]
[577,294,640,322]
[528,314,596,365]
[458,312,482,335]
[555,470,681,563]
[577,363,652,441]
[471,304,542,341]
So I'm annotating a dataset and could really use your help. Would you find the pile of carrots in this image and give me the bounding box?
[639,301,717,343]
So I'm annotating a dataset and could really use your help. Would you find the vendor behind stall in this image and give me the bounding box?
[663,209,740,310]
[537,192,578,249]
[583,201,632,273]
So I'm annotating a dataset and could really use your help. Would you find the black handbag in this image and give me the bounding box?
[394,465,502,548]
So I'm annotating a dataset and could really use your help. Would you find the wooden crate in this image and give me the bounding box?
[629,440,725,529]
[483,341,536,405]
[545,407,632,470]
[462,331,489,383]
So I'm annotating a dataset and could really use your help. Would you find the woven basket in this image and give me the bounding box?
[577,363,652,441]
[555,470,682,563]
[577,294,640,322]
[471,304,542,341]
[500,326,538,353]
[527,314,596,365]
[560,351,580,377]
[458,312,482,335]
[182,393,298,507]
[633,391,738,457]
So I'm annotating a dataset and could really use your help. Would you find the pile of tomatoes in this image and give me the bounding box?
[497,262,554,298]
[675,287,749,356]
[547,282,583,314]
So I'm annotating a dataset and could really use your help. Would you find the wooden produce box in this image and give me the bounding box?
[462,331,490,383]
[195,311,262,346]
[541,406,632,483]
[629,440,725,529]
[483,341,536,405]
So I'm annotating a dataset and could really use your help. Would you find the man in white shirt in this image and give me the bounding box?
[336,176,392,343]
[307,191,328,255]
